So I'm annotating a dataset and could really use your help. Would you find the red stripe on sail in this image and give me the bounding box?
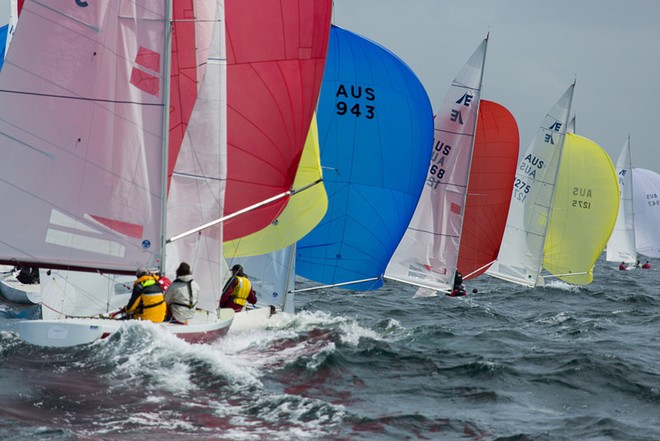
[135,46,161,73]
[88,215,144,239]
[458,100,519,280]
[130,67,159,96]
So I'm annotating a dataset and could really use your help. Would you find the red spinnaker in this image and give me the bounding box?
[224,0,332,241]
[458,100,519,280]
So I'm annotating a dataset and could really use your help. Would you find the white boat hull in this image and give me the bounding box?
[229,306,274,332]
[17,308,235,347]
[0,275,41,305]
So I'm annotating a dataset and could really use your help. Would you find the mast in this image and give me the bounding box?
[159,0,174,274]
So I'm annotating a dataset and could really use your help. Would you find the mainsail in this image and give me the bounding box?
[632,168,660,258]
[296,25,434,291]
[543,133,619,284]
[0,1,170,273]
[223,0,332,241]
[1,0,227,312]
[606,137,637,264]
[385,38,488,292]
[487,84,575,287]
[457,100,519,280]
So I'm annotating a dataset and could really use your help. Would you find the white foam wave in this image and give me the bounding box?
[543,279,582,292]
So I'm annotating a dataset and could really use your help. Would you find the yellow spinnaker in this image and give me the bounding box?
[223,114,327,257]
[543,133,619,284]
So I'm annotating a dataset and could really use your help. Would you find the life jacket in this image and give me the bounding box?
[129,275,166,322]
[231,276,252,306]
[171,279,197,309]
[157,276,173,292]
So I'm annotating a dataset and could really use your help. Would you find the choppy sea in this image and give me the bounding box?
[0,255,659,440]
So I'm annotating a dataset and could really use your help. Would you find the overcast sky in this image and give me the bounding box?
[332,0,660,172]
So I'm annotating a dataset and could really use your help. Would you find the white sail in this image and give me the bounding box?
[606,137,637,264]
[486,84,575,287]
[0,1,168,273]
[385,38,487,292]
[166,0,226,313]
[632,168,660,258]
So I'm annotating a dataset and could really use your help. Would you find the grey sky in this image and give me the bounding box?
[332,0,660,172]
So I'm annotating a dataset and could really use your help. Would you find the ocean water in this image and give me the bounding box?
[0,256,659,441]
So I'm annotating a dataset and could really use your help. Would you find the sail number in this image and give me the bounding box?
[571,200,591,209]
[335,84,375,119]
[513,178,531,202]
[571,187,592,210]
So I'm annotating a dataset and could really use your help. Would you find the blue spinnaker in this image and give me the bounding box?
[296,25,434,290]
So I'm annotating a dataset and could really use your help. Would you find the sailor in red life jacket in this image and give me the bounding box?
[642,261,652,269]
[220,264,257,312]
[619,262,628,271]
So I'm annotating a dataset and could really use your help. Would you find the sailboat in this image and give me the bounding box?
[606,136,637,265]
[457,99,519,281]
[385,38,488,294]
[296,25,434,291]
[487,84,619,286]
[1,0,235,347]
[631,167,660,258]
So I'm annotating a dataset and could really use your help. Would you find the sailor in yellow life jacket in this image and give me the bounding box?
[121,267,167,322]
[220,264,257,312]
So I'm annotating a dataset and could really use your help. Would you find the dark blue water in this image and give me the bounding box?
[1,256,659,440]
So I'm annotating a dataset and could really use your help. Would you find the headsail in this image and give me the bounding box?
[606,137,637,263]
[632,168,660,258]
[223,0,332,241]
[166,0,226,312]
[296,25,434,291]
[486,84,575,287]
[457,100,519,280]
[543,133,619,284]
[385,38,488,292]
